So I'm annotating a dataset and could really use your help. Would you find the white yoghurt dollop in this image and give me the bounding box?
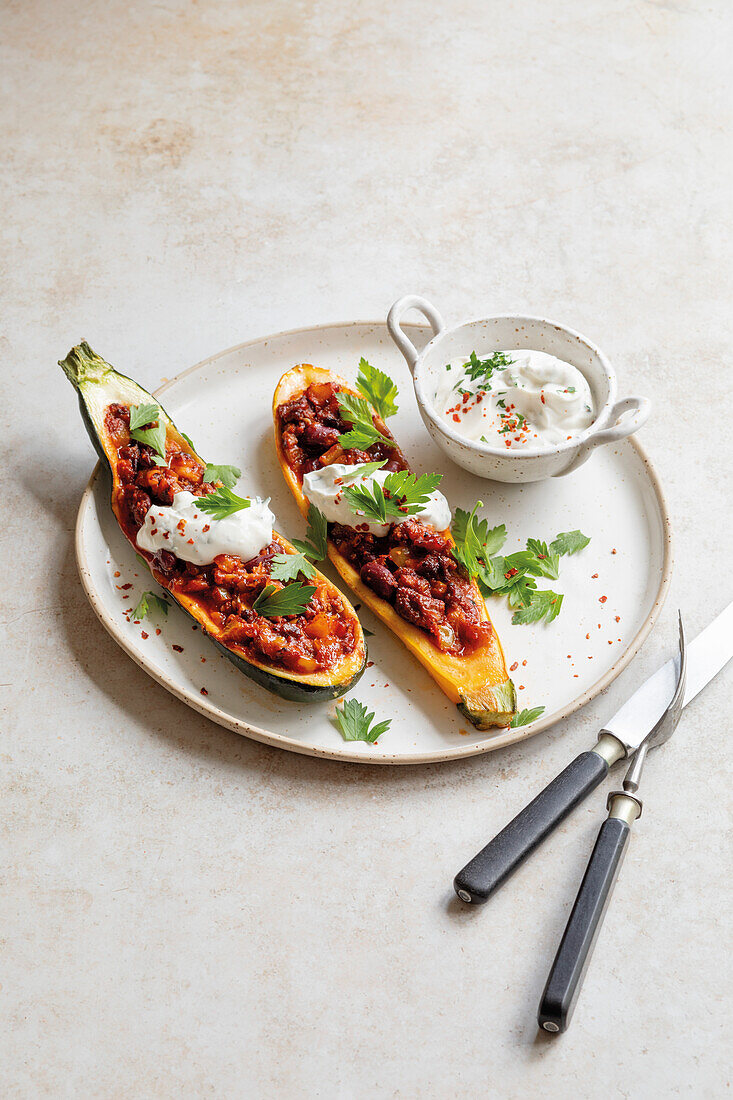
[137,490,275,565]
[302,463,451,537]
[433,349,595,449]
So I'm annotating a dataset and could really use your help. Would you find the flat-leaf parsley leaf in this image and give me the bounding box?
[510,706,545,728]
[550,530,591,556]
[198,487,251,520]
[355,357,399,419]
[334,698,392,743]
[270,551,316,582]
[291,504,328,562]
[252,582,316,618]
[337,392,395,451]
[203,463,242,490]
[129,403,167,461]
[132,591,169,620]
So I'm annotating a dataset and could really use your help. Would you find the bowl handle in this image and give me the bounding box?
[387,295,445,374]
[558,396,651,476]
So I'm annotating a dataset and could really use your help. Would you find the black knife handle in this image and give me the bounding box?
[453,750,610,905]
[538,814,632,1034]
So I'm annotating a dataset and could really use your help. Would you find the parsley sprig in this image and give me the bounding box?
[203,463,242,490]
[129,402,167,462]
[253,582,316,618]
[343,469,443,525]
[450,508,590,625]
[291,504,328,562]
[270,550,316,582]
[198,487,252,520]
[334,698,392,744]
[337,392,395,450]
[355,358,399,420]
[132,591,169,620]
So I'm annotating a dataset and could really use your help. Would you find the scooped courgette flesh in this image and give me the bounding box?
[272,364,516,729]
[60,343,366,702]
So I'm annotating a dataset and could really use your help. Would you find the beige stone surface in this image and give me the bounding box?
[3,1,732,1096]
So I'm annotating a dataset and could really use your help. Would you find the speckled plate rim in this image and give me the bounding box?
[74,320,673,765]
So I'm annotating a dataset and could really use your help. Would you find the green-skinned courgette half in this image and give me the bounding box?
[60,342,366,702]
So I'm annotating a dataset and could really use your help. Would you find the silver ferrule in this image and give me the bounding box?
[607,790,642,824]
[592,732,627,768]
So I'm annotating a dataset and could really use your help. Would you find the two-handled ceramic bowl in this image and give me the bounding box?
[387,295,650,484]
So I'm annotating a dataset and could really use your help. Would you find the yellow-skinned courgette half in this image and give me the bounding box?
[272,364,516,729]
[60,343,366,702]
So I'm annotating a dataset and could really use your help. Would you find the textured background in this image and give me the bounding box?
[3,1,732,1096]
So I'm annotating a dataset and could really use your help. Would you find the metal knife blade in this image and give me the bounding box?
[601,600,733,754]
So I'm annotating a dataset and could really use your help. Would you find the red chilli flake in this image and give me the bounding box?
[141,631,149,640]
[155,628,161,636]
[615,615,621,623]
[592,573,598,579]
[510,661,519,672]
[114,571,121,578]
[519,684,525,690]
[172,644,184,652]
[200,687,208,695]
[117,583,133,591]
[599,596,608,603]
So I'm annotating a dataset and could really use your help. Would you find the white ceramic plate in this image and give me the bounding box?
[75,322,672,764]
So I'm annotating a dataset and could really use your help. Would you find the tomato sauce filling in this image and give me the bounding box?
[277,382,492,656]
[104,403,358,675]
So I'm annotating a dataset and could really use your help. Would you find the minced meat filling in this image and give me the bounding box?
[105,403,357,675]
[277,382,492,656]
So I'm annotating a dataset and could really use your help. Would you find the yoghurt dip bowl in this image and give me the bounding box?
[387,295,650,484]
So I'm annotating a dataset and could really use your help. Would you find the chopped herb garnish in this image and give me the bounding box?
[291,503,328,562]
[270,550,316,582]
[334,698,392,743]
[453,350,514,391]
[253,581,316,618]
[566,386,576,394]
[337,392,395,451]
[355,358,399,419]
[203,463,242,490]
[198,487,252,520]
[510,706,546,728]
[132,591,169,620]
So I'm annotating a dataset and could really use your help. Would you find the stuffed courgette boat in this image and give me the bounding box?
[272,364,516,728]
[60,343,366,702]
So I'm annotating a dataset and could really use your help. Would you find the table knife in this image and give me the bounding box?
[454,600,733,905]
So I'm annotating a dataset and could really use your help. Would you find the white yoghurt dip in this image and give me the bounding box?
[302,463,451,537]
[137,490,275,565]
[433,349,595,450]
